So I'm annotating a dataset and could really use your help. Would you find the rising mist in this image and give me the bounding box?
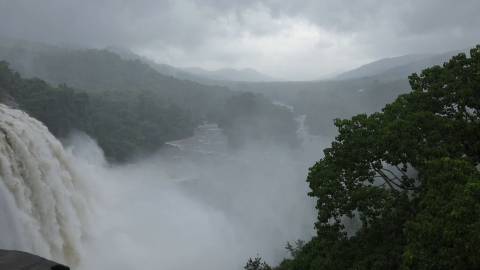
[65,120,325,269]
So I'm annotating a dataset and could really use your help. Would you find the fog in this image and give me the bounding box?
[64,122,326,269]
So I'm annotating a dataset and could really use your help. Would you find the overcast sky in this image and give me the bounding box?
[0,0,479,80]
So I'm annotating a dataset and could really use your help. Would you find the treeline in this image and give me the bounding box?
[0,61,196,161]
[250,46,480,270]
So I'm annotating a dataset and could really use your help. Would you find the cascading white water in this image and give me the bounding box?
[0,104,91,266]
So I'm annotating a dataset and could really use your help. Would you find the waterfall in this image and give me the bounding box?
[0,104,91,266]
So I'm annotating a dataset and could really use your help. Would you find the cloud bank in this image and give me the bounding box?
[1,0,479,80]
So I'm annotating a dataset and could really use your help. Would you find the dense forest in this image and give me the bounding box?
[0,42,231,120]
[0,61,197,161]
[248,46,480,270]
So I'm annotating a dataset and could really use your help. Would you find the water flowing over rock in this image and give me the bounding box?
[0,104,91,266]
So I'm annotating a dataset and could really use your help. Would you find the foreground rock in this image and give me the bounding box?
[0,250,69,270]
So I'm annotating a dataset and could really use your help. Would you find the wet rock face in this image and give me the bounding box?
[0,250,70,270]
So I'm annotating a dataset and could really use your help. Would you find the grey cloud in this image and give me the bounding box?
[0,0,479,79]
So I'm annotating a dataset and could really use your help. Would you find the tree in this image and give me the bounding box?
[275,45,480,269]
[402,158,480,269]
[244,256,271,270]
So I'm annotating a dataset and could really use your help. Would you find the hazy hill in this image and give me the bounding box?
[0,40,238,161]
[336,54,431,80]
[0,40,233,121]
[106,46,275,82]
[105,46,212,82]
[336,49,465,80]
[0,39,298,158]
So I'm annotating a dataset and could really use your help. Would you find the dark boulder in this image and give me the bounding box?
[0,250,69,270]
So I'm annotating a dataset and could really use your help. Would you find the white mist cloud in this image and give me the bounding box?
[1,0,479,80]
[65,129,326,270]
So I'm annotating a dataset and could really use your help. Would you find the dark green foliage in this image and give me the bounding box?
[218,92,299,148]
[0,61,196,162]
[273,46,480,269]
[285,240,305,258]
[403,158,480,269]
[244,256,272,270]
[0,62,90,136]
[86,89,195,161]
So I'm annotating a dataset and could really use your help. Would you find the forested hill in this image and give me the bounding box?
[0,42,231,120]
[0,42,300,161]
[0,40,236,161]
[0,61,200,161]
[1,40,451,141]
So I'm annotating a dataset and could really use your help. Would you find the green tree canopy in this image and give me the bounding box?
[275,46,480,270]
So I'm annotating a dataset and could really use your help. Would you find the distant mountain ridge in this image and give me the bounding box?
[336,49,466,80]
[336,54,432,79]
[106,46,275,82]
[61,44,466,84]
[105,46,209,82]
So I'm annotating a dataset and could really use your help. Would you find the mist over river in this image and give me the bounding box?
[0,104,328,270]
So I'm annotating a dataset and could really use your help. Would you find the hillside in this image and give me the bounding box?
[107,46,275,82]
[0,40,299,160]
[105,46,212,83]
[0,61,200,161]
[336,49,465,80]
[2,39,468,149]
[0,42,232,119]
[336,54,431,80]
